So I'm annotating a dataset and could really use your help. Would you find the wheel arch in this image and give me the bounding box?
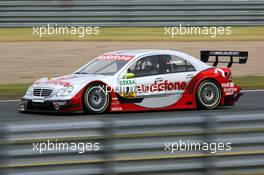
[194,77,223,108]
[187,71,224,108]
[81,80,113,113]
[81,80,111,96]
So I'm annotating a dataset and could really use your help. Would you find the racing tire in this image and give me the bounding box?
[84,84,110,114]
[196,80,221,110]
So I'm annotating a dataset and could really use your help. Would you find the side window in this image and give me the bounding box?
[186,61,196,71]
[160,55,195,73]
[127,55,160,77]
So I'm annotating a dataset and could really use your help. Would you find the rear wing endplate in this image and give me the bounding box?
[200,51,248,68]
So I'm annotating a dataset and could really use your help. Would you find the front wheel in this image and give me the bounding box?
[84,84,110,114]
[196,80,221,109]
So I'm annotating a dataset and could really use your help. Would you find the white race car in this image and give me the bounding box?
[19,49,247,114]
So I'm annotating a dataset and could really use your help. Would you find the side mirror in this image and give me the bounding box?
[126,73,135,79]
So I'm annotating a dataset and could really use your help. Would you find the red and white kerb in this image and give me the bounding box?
[98,54,134,61]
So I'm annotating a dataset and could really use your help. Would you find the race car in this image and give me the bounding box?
[18,50,248,114]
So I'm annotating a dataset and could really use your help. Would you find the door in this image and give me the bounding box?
[159,54,197,97]
[117,54,198,108]
[118,55,165,98]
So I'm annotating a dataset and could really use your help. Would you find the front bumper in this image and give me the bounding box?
[18,98,83,113]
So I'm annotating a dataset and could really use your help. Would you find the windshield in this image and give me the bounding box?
[75,58,128,75]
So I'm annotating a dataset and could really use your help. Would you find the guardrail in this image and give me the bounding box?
[1,113,264,175]
[0,0,264,27]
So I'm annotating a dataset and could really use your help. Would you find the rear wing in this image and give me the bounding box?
[200,51,248,68]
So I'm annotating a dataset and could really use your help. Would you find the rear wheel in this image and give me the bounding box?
[84,84,110,114]
[196,80,221,109]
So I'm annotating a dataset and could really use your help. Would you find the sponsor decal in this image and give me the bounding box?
[98,54,134,61]
[139,80,187,93]
[119,79,136,86]
[118,79,187,97]
[48,80,72,87]
[119,79,138,98]
[120,92,137,98]
[111,106,123,111]
[47,75,76,86]
[111,101,120,105]
[53,102,60,110]
[214,68,225,77]
[222,82,234,88]
[221,82,237,95]
[55,75,77,81]
[35,75,75,86]
[210,51,239,56]
[168,60,184,64]
[32,97,45,103]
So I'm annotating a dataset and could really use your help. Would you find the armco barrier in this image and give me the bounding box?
[0,0,264,27]
[1,113,264,175]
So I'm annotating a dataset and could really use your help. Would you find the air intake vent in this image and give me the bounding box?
[33,88,53,97]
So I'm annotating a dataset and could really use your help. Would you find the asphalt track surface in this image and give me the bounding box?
[0,91,263,123]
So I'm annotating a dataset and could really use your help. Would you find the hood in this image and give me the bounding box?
[34,74,112,87]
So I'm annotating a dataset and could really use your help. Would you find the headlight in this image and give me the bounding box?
[25,85,33,96]
[56,86,74,97]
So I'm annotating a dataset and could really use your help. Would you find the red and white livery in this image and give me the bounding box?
[19,50,248,114]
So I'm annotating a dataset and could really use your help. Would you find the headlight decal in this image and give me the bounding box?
[56,86,74,97]
[25,86,33,96]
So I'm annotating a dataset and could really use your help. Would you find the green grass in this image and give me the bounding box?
[0,26,264,41]
[0,76,263,100]
[233,76,264,90]
[0,27,263,99]
[0,83,31,100]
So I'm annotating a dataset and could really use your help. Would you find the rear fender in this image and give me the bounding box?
[186,68,230,107]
